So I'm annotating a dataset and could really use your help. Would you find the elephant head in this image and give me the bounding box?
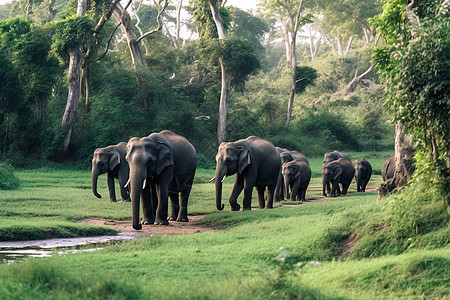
[214,142,251,211]
[322,161,343,197]
[282,162,302,200]
[125,137,173,230]
[91,147,121,199]
[323,151,350,164]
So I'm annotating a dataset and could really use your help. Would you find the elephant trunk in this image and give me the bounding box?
[129,171,146,230]
[91,167,102,199]
[356,172,361,191]
[215,170,225,211]
[322,176,328,197]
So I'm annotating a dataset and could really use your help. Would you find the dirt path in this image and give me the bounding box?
[82,215,215,237]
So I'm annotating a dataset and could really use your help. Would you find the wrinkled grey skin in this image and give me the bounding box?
[322,158,355,197]
[274,148,309,202]
[353,158,372,192]
[323,150,351,164]
[381,156,395,181]
[126,130,196,230]
[91,142,130,202]
[213,136,280,211]
[323,151,351,195]
[282,159,311,201]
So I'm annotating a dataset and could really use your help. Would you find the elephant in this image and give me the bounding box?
[125,130,197,230]
[323,150,351,195]
[212,136,281,211]
[323,150,351,164]
[91,142,130,202]
[382,156,395,181]
[353,158,372,192]
[322,158,355,197]
[274,148,309,201]
[282,159,311,201]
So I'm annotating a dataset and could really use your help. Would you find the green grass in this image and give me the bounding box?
[0,154,448,299]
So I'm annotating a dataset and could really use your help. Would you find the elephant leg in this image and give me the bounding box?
[229,177,244,211]
[106,172,117,202]
[265,185,275,209]
[299,188,306,202]
[141,183,154,225]
[242,180,255,210]
[118,176,130,202]
[274,173,284,202]
[326,181,331,196]
[168,192,179,221]
[155,184,169,225]
[150,181,158,220]
[177,185,191,222]
[342,183,350,195]
[256,186,265,209]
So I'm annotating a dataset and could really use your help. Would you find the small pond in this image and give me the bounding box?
[0,233,145,264]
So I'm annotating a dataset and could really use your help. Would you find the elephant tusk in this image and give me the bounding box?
[209,176,215,183]
[124,178,130,189]
[142,178,147,190]
[221,175,227,183]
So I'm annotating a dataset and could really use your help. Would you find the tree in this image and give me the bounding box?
[260,0,313,126]
[372,0,450,209]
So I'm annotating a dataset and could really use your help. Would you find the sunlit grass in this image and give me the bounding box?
[0,153,447,299]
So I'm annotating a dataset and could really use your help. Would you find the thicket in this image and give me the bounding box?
[0,6,394,169]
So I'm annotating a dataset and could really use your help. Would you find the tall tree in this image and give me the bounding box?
[114,0,168,107]
[260,0,312,126]
[372,0,450,206]
[60,0,87,154]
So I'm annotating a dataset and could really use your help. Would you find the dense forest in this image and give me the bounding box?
[0,0,449,212]
[0,0,393,169]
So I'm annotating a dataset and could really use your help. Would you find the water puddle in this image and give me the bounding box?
[0,233,142,264]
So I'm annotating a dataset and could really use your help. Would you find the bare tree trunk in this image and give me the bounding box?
[344,35,353,56]
[336,36,343,56]
[60,0,86,154]
[378,121,416,200]
[209,0,229,144]
[285,0,303,127]
[281,20,291,62]
[308,29,321,63]
[115,3,144,68]
[334,66,373,97]
[176,0,183,47]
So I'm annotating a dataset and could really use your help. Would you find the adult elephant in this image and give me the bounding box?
[274,148,309,201]
[381,156,395,181]
[322,158,355,197]
[354,158,372,192]
[282,159,311,201]
[91,142,130,202]
[213,136,280,211]
[323,150,351,164]
[323,150,351,195]
[125,130,196,230]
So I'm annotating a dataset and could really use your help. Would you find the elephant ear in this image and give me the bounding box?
[109,151,121,171]
[237,147,251,174]
[294,168,302,179]
[333,167,343,180]
[156,142,174,175]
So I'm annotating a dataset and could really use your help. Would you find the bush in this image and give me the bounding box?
[0,163,20,190]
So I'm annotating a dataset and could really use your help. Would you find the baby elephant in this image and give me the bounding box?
[353,159,372,192]
[282,160,311,201]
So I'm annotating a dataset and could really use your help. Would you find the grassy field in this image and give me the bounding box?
[0,153,449,299]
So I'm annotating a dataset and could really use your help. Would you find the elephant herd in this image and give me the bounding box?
[91,130,395,230]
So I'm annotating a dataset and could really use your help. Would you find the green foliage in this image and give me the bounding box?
[294,65,317,94]
[51,15,95,64]
[0,163,19,190]
[372,0,450,215]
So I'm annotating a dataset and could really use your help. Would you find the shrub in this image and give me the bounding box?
[0,162,20,190]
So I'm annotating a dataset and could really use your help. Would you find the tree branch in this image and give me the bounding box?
[135,0,169,44]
